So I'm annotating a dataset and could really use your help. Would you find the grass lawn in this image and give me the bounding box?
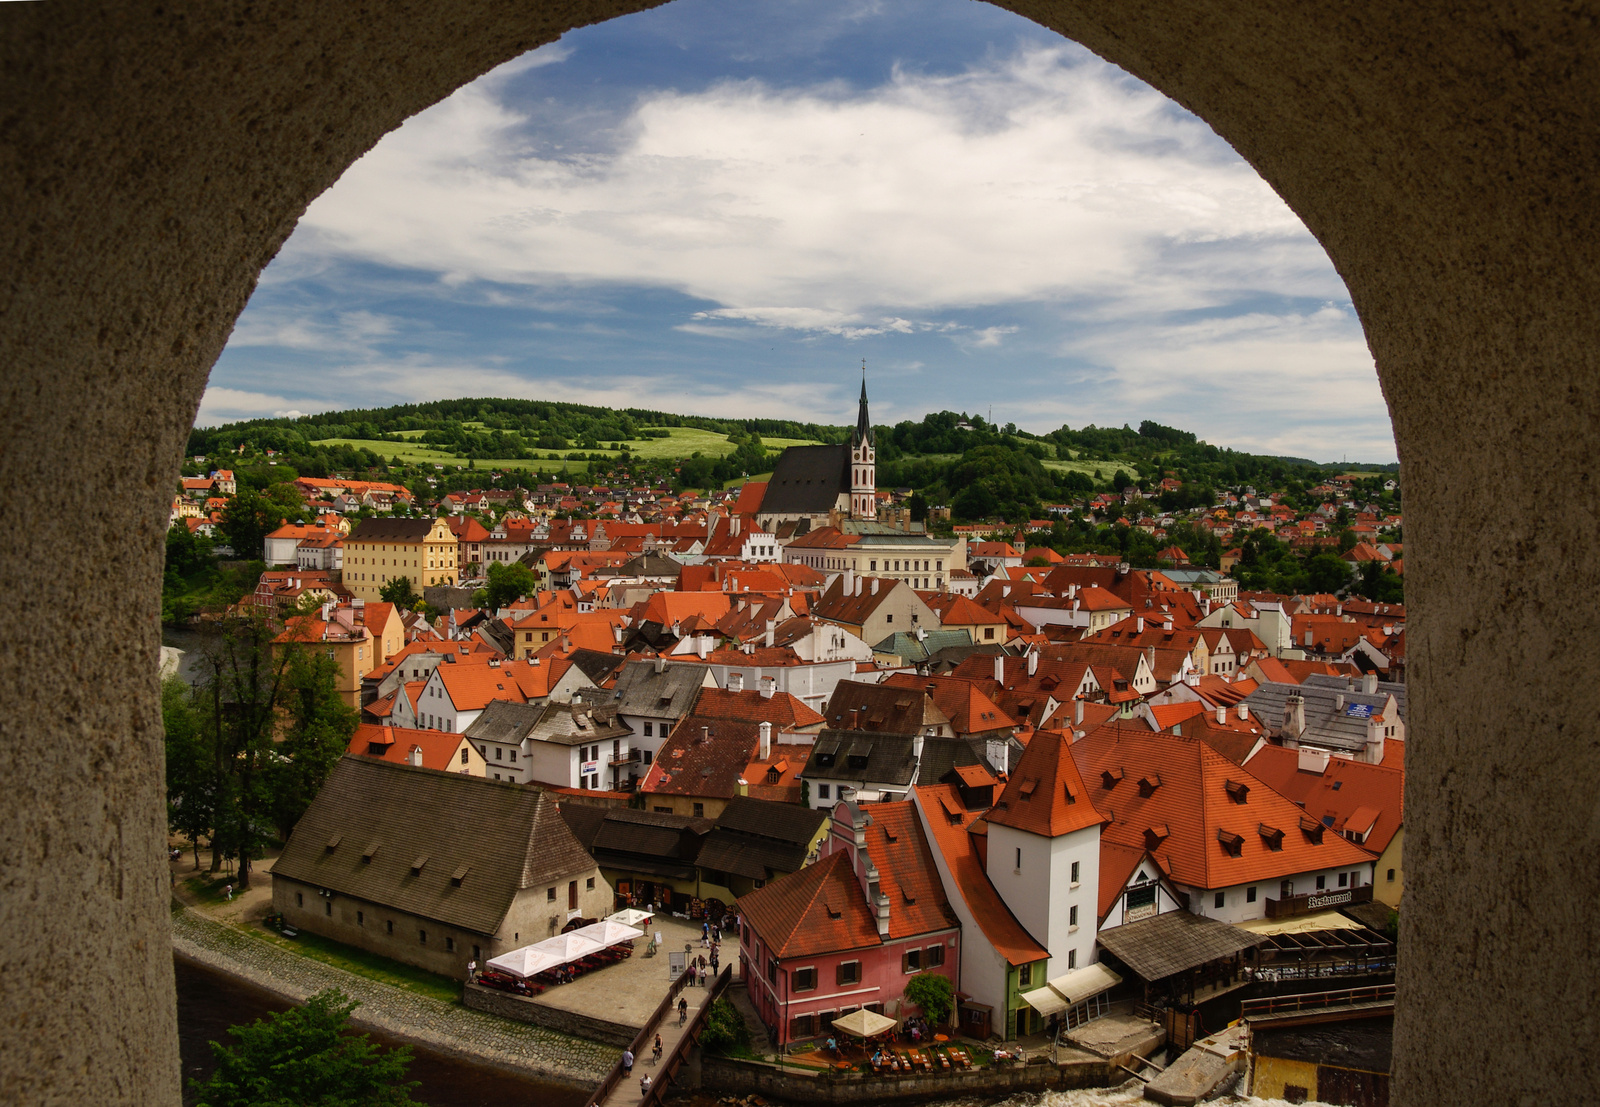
[313,427,822,472]
[1041,457,1111,478]
[724,470,773,490]
[246,919,464,1004]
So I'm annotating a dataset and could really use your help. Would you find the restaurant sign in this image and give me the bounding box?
[1306,889,1354,910]
[581,760,600,776]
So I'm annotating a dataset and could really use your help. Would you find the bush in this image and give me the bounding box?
[699,997,750,1055]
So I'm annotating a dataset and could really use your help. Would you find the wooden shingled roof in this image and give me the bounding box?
[273,756,596,937]
[1095,910,1263,981]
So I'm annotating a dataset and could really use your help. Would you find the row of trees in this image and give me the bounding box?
[164,614,359,890]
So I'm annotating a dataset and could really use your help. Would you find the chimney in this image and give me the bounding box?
[1305,629,1315,647]
[760,676,775,699]
[765,619,776,649]
[1074,698,1084,725]
[409,746,423,766]
[912,731,925,762]
[697,637,710,659]
[654,656,665,674]
[1137,616,1145,633]
[1284,693,1306,739]
[759,721,772,761]
[1362,671,1378,694]
[843,569,855,596]
[1163,617,1173,631]
[1237,703,1250,721]
[1216,705,1227,725]
[729,672,744,694]
[1027,651,1039,677]
[994,654,1005,684]
[870,578,879,596]
[1146,645,1156,669]
[1202,599,1212,617]
[730,515,740,537]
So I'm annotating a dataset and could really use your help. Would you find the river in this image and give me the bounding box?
[176,958,588,1107]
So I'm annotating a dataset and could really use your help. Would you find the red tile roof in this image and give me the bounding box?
[986,730,1105,838]
[856,802,960,940]
[1244,744,1404,857]
[347,724,467,772]
[738,849,882,959]
[1071,724,1372,889]
[692,687,825,729]
[915,785,1047,966]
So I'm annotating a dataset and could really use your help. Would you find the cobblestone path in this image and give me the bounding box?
[171,905,613,1087]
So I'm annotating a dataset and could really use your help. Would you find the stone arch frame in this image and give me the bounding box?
[2,3,1596,1103]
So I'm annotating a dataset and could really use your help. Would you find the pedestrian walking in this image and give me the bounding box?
[467,959,478,982]
[222,883,232,901]
[702,920,710,940]
[639,1073,652,1098]
[622,1049,634,1076]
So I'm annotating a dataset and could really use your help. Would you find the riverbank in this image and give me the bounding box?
[171,904,613,1089]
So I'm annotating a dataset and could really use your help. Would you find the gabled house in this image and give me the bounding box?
[271,756,611,977]
[347,722,485,776]
[609,658,718,763]
[738,800,960,1045]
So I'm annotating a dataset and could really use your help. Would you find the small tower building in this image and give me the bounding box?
[850,373,876,521]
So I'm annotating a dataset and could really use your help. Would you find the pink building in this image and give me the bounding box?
[737,800,960,1045]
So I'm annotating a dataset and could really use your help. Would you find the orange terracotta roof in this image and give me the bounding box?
[737,849,882,959]
[987,730,1105,838]
[915,785,1047,966]
[1245,744,1404,856]
[857,802,960,940]
[435,661,528,711]
[346,724,467,772]
[1071,724,1372,889]
[692,687,825,729]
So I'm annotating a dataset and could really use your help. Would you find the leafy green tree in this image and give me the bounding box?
[221,488,291,558]
[163,676,216,868]
[190,988,419,1107]
[903,972,954,1027]
[379,576,420,610]
[267,646,360,838]
[1305,552,1353,595]
[483,561,538,609]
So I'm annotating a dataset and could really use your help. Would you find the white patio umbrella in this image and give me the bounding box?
[832,1008,897,1040]
[570,920,646,948]
[485,945,564,979]
[605,908,655,929]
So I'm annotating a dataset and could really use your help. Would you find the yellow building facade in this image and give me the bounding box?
[344,516,458,601]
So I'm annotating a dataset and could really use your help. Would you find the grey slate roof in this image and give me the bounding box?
[804,729,920,786]
[611,659,711,719]
[760,443,851,516]
[871,629,974,663]
[462,699,543,745]
[1242,681,1397,753]
[568,648,628,687]
[525,701,631,747]
[272,756,596,937]
[1302,673,1409,721]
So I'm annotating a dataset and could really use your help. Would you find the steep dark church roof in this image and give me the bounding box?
[760,443,851,516]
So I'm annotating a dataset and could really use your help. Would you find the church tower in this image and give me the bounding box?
[850,368,876,521]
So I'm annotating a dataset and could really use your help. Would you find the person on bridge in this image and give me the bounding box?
[639,1073,652,1098]
[622,1049,634,1076]
[678,996,688,1026]
[652,1033,663,1064]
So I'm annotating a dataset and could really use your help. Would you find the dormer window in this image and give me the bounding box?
[1224,779,1250,804]
[1217,828,1244,856]
[1138,773,1162,797]
[1299,815,1326,843]
[1258,823,1285,851]
[1018,778,1038,800]
[1101,766,1124,790]
[1143,824,1170,850]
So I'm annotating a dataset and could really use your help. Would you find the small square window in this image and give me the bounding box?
[587,877,595,890]
[1247,886,1257,903]
[548,887,557,902]
[1214,891,1225,909]
[817,784,830,800]
[794,967,817,992]
[1316,875,1327,890]
[1338,872,1349,888]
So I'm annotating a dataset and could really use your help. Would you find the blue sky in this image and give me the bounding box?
[203,0,1396,463]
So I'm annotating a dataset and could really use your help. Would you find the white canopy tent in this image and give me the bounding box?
[530,930,607,964]
[485,945,565,980]
[569,919,645,948]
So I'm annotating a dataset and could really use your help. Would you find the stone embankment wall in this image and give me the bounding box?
[464,981,638,1047]
[701,1054,1124,1103]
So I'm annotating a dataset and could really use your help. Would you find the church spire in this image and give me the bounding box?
[853,360,873,447]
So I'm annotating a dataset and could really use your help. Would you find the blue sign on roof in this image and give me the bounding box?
[1345,703,1374,718]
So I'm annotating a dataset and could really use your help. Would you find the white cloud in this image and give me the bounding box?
[292,45,1332,324]
[196,387,307,425]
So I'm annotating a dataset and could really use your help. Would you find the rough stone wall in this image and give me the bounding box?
[700,1053,1121,1103]
[463,982,638,1047]
[2,3,1597,1104]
